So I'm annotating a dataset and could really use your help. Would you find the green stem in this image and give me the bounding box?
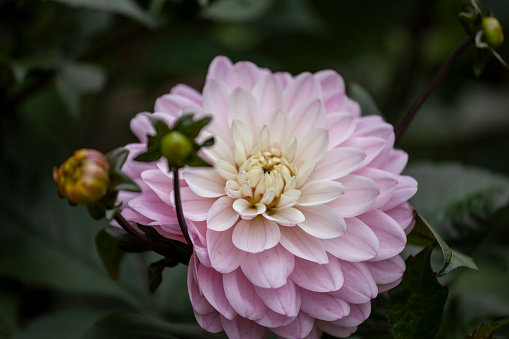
[395,35,475,142]
[172,167,194,249]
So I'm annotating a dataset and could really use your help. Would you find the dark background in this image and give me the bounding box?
[1,0,509,338]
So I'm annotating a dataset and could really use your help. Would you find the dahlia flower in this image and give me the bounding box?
[117,56,417,339]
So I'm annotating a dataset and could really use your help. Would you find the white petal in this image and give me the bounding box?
[279,226,329,264]
[233,199,266,220]
[327,174,379,218]
[214,160,238,181]
[206,56,233,81]
[241,245,295,289]
[232,217,281,253]
[225,61,261,90]
[202,134,234,165]
[227,87,262,144]
[277,189,301,208]
[202,78,231,130]
[295,162,316,188]
[288,98,326,138]
[263,207,305,226]
[267,108,290,150]
[253,73,284,119]
[295,128,329,167]
[298,180,345,206]
[297,205,346,239]
[225,180,242,199]
[232,119,253,157]
[207,196,239,231]
[183,168,226,198]
[311,147,366,181]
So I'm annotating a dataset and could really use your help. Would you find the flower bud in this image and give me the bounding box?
[482,17,504,47]
[160,131,193,165]
[53,149,110,205]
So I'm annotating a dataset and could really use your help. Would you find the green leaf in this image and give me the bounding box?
[50,0,159,28]
[348,82,384,117]
[409,212,478,276]
[137,225,192,265]
[80,312,227,339]
[105,225,149,253]
[465,318,509,339]
[405,162,509,254]
[387,246,449,339]
[148,258,178,293]
[186,116,212,140]
[185,152,212,167]
[95,228,125,280]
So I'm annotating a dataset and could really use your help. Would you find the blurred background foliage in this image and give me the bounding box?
[1,0,509,338]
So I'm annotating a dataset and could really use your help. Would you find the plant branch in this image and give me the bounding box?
[172,167,194,249]
[395,35,475,142]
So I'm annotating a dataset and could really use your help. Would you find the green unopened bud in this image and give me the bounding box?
[160,131,193,165]
[53,149,110,205]
[482,17,504,47]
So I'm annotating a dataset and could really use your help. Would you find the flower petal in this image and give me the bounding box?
[171,187,215,221]
[154,93,197,117]
[280,226,329,264]
[331,262,377,304]
[381,175,418,211]
[188,256,215,315]
[311,147,366,181]
[232,217,281,253]
[367,255,405,285]
[141,169,173,203]
[128,190,177,224]
[283,72,321,111]
[291,255,344,293]
[326,112,356,149]
[253,73,284,119]
[233,199,266,220]
[202,78,231,130]
[298,180,345,206]
[255,281,301,317]
[207,56,233,81]
[297,205,346,240]
[316,321,357,338]
[183,168,226,198]
[272,312,315,339]
[267,108,290,150]
[220,315,269,339]
[207,196,239,231]
[328,174,379,218]
[225,61,262,90]
[263,207,305,226]
[329,302,371,327]
[241,245,295,289]
[289,98,326,138]
[207,227,246,273]
[355,167,397,211]
[194,311,223,333]
[300,289,350,321]
[295,128,329,167]
[223,269,267,320]
[227,87,262,143]
[341,136,385,167]
[322,217,379,262]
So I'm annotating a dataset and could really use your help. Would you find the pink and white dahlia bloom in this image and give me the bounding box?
[118,56,417,339]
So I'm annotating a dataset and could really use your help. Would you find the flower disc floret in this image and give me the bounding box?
[117,56,418,339]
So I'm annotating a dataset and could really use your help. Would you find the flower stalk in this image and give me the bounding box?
[172,166,193,249]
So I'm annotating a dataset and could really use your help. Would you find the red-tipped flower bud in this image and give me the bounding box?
[160,131,193,165]
[53,149,110,205]
[482,17,504,47]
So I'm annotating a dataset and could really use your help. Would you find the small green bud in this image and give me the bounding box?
[53,149,110,205]
[482,17,504,47]
[160,131,193,165]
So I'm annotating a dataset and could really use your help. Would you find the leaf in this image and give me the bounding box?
[50,0,159,28]
[465,318,509,339]
[387,246,449,339]
[105,225,149,253]
[148,258,178,293]
[137,224,192,265]
[348,82,384,117]
[80,312,227,339]
[409,212,478,276]
[95,228,125,280]
[405,162,509,254]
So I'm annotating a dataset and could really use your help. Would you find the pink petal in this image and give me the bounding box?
[241,245,295,289]
[367,255,405,285]
[280,226,329,264]
[384,202,415,234]
[295,128,329,167]
[311,147,366,181]
[283,72,321,111]
[359,210,407,260]
[354,116,393,139]
[170,84,202,105]
[332,262,377,304]
[268,108,290,150]
[381,175,418,211]
[377,149,408,175]
[325,112,356,149]
[202,78,231,130]
[340,136,385,167]
[188,256,216,315]
[182,168,226,198]
[207,227,246,273]
[300,289,350,321]
[171,187,215,221]
[232,217,281,253]
[291,255,344,293]
[203,134,235,165]
[220,315,269,339]
[154,93,197,116]
[377,278,403,292]
[196,259,237,320]
[275,71,292,89]
[194,311,223,333]
[355,167,398,211]
[329,302,371,327]
[288,98,326,138]
[255,309,296,328]
[253,73,284,119]
[223,269,268,320]
[226,61,261,90]
[206,56,233,81]
[323,92,346,113]
[297,205,346,239]
[322,217,379,262]
[128,191,177,224]
[263,207,305,226]
[129,113,153,143]
[272,312,315,339]
[315,69,345,97]
[227,88,263,143]
[316,321,357,338]
[141,169,173,203]
[207,196,239,231]
[328,174,379,218]
[298,180,345,206]
[255,281,301,317]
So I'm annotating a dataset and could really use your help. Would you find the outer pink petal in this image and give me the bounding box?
[255,309,296,328]
[381,175,418,211]
[298,181,345,206]
[323,92,346,114]
[207,196,239,231]
[202,78,231,130]
[378,149,408,175]
[315,69,345,98]
[332,262,378,304]
[207,227,246,273]
[377,278,404,293]
[283,72,321,111]
[188,256,216,315]
[297,205,346,240]
[311,147,366,181]
[182,168,226,198]
[355,167,398,211]
[290,255,344,293]
[325,112,356,149]
[316,321,357,338]
[359,210,407,260]
[329,302,371,327]
[194,311,223,333]
[241,245,295,289]
[129,113,153,143]
[141,169,173,203]
[255,281,301,317]
[154,93,197,117]
[367,255,405,285]
[384,202,415,234]
[206,56,233,81]
[232,217,281,253]
[171,187,214,221]
[328,174,379,218]
[272,312,315,339]
[223,269,268,320]
[340,136,385,166]
[280,226,329,264]
[300,289,350,321]
[220,315,269,339]
[253,73,284,119]
[288,98,326,138]
[322,217,379,262]
[226,61,262,90]
[128,191,177,224]
[170,84,202,105]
